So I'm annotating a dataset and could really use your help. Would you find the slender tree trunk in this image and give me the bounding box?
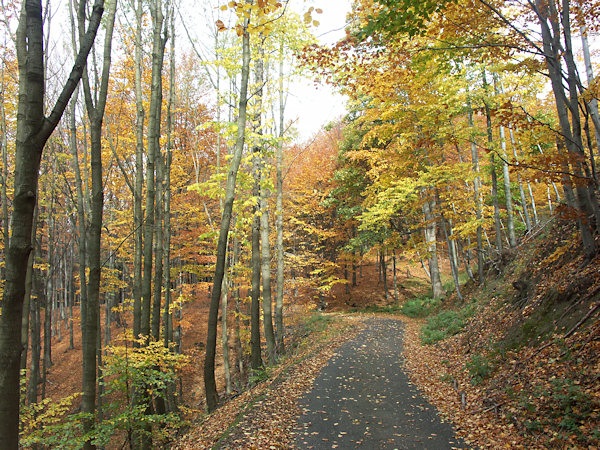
[152,146,164,341]
[392,251,398,302]
[274,39,285,355]
[42,282,52,398]
[68,87,89,350]
[142,0,166,339]
[77,0,116,444]
[204,20,251,413]
[381,248,388,300]
[20,214,36,372]
[580,26,600,157]
[221,248,232,394]
[260,175,276,363]
[69,247,75,350]
[482,72,504,253]
[250,157,262,371]
[250,39,266,370]
[422,198,443,299]
[132,0,144,340]
[494,75,517,247]
[27,269,41,406]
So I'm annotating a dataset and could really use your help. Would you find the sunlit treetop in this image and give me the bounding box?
[216,0,286,36]
[357,0,459,39]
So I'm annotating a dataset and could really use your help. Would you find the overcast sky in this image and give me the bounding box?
[287,0,351,140]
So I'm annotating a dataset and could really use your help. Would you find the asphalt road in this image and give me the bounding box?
[295,317,466,449]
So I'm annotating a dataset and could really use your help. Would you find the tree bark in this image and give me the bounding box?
[250,155,263,371]
[77,0,116,443]
[274,39,285,356]
[0,1,104,446]
[260,171,276,363]
[142,0,166,339]
[422,198,443,299]
[467,98,485,282]
[132,0,144,341]
[580,26,600,157]
[204,20,251,413]
[27,268,41,406]
[534,0,596,257]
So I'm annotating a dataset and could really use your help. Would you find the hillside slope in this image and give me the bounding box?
[397,218,600,448]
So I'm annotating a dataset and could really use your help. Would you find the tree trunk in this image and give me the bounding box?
[274,39,285,355]
[392,251,398,302]
[468,99,485,282]
[260,174,276,363]
[580,26,600,157]
[20,211,37,372]
[422,198,443,299]
[0,2,104,444]
[142,0,166,339]
[132,0,144,340]
[221,248,232,394]
[78,0,116,443]
[152,145,164,341]
[381,248,388,300]
[27,269,41,406]
[204,20,251,413]
[250,39,267,370]
[250,156,263,371]
[494,75,517,248]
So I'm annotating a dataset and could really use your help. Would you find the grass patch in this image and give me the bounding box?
[400,297,441,318]
[466,354,494,384]
[304,312,334,333]
[420,302,476,344]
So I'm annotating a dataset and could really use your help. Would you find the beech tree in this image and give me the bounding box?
[0,0,105,447]
[76,0,117,443]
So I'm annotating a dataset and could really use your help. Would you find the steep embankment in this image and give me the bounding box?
[397,218,600,448]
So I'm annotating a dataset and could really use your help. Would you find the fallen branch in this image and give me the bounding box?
[564,301,600,339]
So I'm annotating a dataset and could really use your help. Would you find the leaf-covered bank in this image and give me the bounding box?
[400,218,600,448]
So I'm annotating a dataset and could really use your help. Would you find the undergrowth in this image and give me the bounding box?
[400,297,441,318]
[420,302,476,344]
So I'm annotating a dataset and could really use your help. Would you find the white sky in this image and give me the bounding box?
[287,0,351,140]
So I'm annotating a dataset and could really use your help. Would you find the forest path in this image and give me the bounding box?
[294,317,465,449]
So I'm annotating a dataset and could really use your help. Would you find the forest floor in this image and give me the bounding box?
[37,217,599,449]
[177,217,599,449]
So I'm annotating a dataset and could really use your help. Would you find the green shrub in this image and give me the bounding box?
[420,310,466,344]
[400,297,441,318]
[550,379,592,433]
[249,367,271,384]
[20,336,189,448]
[305,312,333,333]
[466,354,494,384]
